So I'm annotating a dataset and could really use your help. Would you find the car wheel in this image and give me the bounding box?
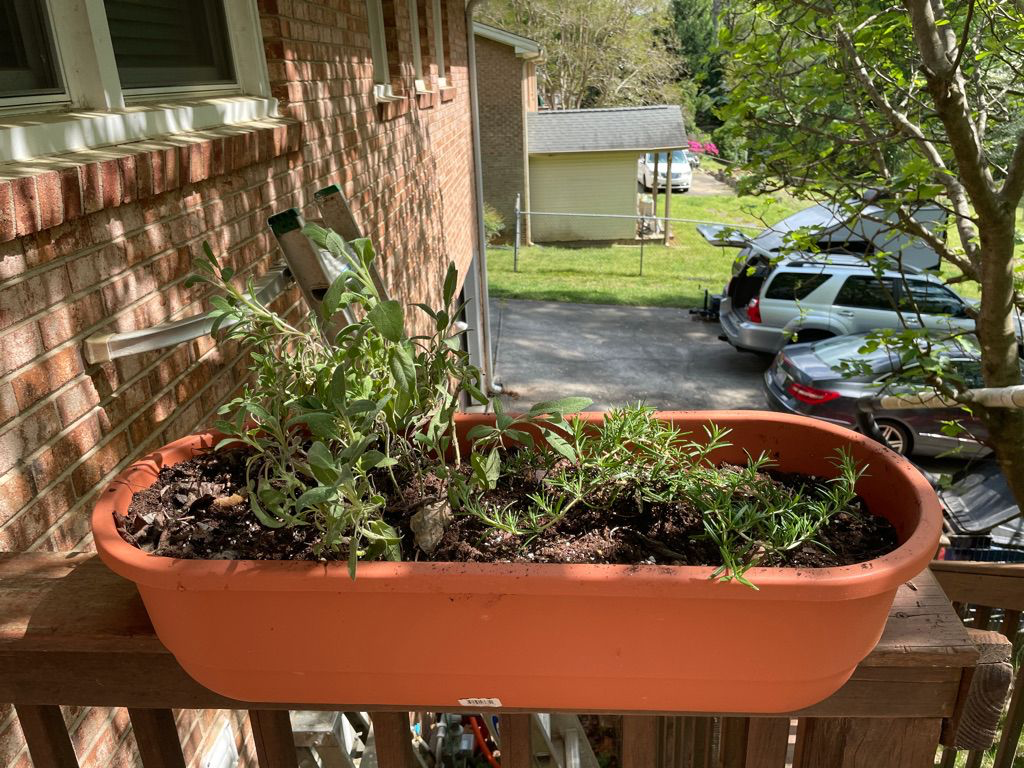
[875,420,913,456]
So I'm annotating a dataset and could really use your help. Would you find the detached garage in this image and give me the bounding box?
[527,105,686,242]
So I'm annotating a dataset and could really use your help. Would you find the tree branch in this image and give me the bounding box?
[999,130,1024,206]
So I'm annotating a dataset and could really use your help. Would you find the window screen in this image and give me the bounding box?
[764,272,829,301]
[0,0,62,98]
[834,276,899,310]
[104,0,234,90]
[899,281,965,316]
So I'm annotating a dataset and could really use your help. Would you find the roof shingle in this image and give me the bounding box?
[527,105,686,154]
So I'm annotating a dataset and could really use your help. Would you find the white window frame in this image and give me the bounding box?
[432,0,447,88]
[407,0,429,94]
[0,0,276,164]
[366,0,402,103]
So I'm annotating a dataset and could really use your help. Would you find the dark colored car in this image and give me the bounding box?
[763,333,991,457]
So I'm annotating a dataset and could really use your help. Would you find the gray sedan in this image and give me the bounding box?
[763,334,991,457]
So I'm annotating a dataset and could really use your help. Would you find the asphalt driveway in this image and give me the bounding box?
[490,298,769,412]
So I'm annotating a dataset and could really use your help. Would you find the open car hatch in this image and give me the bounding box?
[696,223,750,248]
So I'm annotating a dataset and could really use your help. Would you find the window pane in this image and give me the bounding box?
[0,0,62,98]
[899,280,964,315]
[104,0,234,90]
[834,276,899,310]
[765,272,829,301]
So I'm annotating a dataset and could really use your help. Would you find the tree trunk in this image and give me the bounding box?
[974,211,1024,512]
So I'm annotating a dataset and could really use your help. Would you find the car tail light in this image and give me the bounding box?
[787,381,840,404]
[746,297,762,323]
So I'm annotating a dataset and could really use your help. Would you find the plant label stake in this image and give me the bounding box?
[314,184,390,301]
[268,208,356,337]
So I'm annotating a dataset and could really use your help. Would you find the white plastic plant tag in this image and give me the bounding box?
[458,697,503,707]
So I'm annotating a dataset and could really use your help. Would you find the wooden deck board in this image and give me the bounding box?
[0,554,977,716]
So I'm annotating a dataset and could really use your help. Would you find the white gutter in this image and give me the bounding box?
[465,0,499,394]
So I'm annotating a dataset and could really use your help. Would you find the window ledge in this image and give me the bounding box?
[440,86,457,103]
[373,84,405,104]
[0,115,301,243]
[0,96,279,165]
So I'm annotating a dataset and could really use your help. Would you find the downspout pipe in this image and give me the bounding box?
[465,0,501,394]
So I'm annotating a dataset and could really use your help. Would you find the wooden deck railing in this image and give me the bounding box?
[932,561,1024,768]
[0,553,1015,768]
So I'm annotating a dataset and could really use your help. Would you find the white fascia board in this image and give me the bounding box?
[472,22,542,57]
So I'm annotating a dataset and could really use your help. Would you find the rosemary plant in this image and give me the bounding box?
[190,227,867,586]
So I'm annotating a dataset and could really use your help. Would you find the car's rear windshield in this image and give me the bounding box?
[812,336,899,373]
[764,272,829,300]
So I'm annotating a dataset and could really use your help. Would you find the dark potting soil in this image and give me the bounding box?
[119,448,899,568]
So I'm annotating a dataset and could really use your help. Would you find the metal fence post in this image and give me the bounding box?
[639,224,645,277]
[514,193,521,273]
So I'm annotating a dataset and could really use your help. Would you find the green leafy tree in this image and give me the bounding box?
[669,0,725,128]
[719,0,1024,509]
[479,0,678,109]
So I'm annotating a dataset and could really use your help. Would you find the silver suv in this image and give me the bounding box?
[718,254,989,354]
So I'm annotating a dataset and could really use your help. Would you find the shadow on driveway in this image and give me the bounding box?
[489,298,771,412]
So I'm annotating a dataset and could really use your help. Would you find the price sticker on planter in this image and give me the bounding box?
[458,697,502,708]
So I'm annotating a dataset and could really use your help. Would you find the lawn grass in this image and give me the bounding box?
[488,190,804,309]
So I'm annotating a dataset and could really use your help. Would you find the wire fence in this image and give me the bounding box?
[511,194,762,276]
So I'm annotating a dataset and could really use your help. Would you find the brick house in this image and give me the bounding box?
[473,22,542,243]
[0,1,492,765]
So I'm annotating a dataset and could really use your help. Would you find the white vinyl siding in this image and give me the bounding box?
[529,152,638,241]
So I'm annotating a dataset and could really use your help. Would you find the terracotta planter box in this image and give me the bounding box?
[92,411,942,713]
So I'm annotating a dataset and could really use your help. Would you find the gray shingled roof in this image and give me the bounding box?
[527,105,686,154]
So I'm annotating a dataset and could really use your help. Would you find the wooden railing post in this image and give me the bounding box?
[622,716,659,768]
[743,718,790,768]
[498,714,532,768]
[128,709,186,768]
[717,717,748,768]
[15,704,79,768]
[249,710,298,768]
[370,713,418,768]
[793,717,942,768]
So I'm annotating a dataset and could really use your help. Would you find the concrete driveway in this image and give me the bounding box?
[489,298,770,412]
[689,169,735,196]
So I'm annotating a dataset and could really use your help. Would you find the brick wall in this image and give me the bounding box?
[475,36,526,243]
[0,0,476,765]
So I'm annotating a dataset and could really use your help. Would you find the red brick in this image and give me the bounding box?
[36,171,63,230]
[135,151,154,199]
[60,167,83,221]
[150,151,165,196]
[0,239,24,279]
[11,176,38,237]
[82,162,103,214]
[163,147,179,190]
[0,402,61,477]
[55,378,101,426]
[99,160,121,209]
[0,182,14,242]
[0,468,33,524]
[11,347,85,410]
[0,323,42,377]
[118,154,138,204]
[39,290,105,349]
[70,428,129,495]
[0,382,17,426]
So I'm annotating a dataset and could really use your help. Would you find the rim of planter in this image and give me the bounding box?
[92,410,943,601]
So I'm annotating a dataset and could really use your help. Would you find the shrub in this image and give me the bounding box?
[483,203,505,243]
